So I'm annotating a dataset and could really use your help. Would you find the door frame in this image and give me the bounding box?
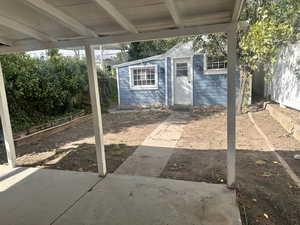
[171,56,194,106]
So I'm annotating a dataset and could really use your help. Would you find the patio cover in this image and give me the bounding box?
[0,0,245,187]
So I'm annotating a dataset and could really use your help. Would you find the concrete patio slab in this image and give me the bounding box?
[0,166,101,225]
[115,146,174,177]
[54,174,242,225]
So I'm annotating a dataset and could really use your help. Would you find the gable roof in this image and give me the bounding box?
[113,41,196,68]
[113,54,165,68]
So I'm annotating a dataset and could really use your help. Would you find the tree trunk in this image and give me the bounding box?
[236,69,252,114]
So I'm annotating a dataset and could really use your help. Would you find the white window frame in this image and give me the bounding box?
[204,54,228,75]
[129,64,159,90]
[175,62,189,77]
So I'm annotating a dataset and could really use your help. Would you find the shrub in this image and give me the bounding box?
[0,53,117,131]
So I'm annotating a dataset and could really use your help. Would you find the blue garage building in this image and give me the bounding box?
[114,42,239,108]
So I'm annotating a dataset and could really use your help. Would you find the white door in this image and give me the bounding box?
[173,58,192,105]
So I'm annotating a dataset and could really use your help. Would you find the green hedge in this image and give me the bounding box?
[0,53,117,132]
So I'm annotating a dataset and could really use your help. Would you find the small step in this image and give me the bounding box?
[171,104,192,112]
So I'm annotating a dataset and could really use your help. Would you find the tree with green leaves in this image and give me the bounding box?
[47,48,61,59]
[187,0,299,64]
[185,0,299,110]
[127,38,180,61]
[240,0,299,75]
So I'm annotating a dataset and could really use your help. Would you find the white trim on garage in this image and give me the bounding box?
[165,58,168,106]
[116,68,120,105]
[203,54,228,75]
[172,56,193,106]
[128,64,159,90]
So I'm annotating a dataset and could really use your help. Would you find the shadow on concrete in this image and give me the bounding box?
[0,167,28,182]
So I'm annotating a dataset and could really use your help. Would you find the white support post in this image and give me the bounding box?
[85,45,107,176]
[227,25,238,188]
[100,45,104,70]
[0,62,16,167]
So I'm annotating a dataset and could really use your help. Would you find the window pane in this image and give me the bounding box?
[207,56,227,70]
[131,66,156,87]
[176,63,188,77]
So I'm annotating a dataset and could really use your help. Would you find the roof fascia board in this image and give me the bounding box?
[0,23,231,54]
[113,54,165,68]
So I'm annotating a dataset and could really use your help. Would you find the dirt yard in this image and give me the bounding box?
[14,110,170,173]
[2,107,300,225]
[161,110,300,225]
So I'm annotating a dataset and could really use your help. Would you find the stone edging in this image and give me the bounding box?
[14,114,92,147]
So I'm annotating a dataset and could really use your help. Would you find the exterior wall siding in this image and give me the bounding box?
[193,55,240,105]
[118,60,166,105]
[269,44,300,110]
[117,55,240,106]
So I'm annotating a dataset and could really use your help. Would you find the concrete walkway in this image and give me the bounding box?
[115,112,189,177]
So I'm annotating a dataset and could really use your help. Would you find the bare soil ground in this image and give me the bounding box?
[13,110,170,173]
[161,110,300,225]
[252,110,300,178]
[2,107,299,225]
[270,104,300,123]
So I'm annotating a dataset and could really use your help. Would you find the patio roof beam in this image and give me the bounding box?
[85,45,107,176]
[0,23,231,54]
[184,11,231,26]
[227,24,238,188]
[164,0,184,28]
[93,0,138,34]
[232,0,245,22]
[24,0,98,38]
[0,62,16,168]
[0,15,56,42]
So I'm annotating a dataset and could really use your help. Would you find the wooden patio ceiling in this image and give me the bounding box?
[0,0,244,53]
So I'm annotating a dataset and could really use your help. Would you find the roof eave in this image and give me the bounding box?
[112,54,166,68]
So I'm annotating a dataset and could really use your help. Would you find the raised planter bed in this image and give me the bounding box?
[266,103,300,141]
[14,112,92,146]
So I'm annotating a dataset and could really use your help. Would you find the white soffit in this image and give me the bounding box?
[0,0,244,53]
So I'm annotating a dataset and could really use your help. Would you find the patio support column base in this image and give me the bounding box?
[227,24,238,188]
[85,45,107,176]
[0,62,16,168]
